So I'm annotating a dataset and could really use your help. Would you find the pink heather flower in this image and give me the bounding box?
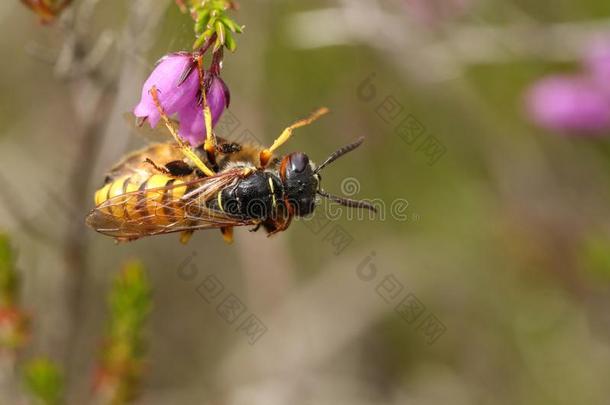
[525,75,610,134]
[134,53,200,127]
[177,75,230,145]
[133,52,230,145]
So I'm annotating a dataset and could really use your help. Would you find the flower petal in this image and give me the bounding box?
[178,76,229,145]
[133,53,200,127]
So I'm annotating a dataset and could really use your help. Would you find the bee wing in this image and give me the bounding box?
[123,112,181,143]
[86,169,256,239]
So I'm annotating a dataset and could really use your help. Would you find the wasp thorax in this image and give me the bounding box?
[281,152,319,216]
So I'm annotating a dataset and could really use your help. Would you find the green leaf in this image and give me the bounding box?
[193,34,207,50]
[194,9,210,34]
[23,358,64,405]
[207,15,218,32]
[193,26,214,49]
[189,0,242,51]
[225,30,237,52]
[220,15,243,33]
[213,35,223,53]
[215,20,226,49]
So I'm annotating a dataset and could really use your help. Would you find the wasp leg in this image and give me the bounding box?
[150,86,216,177]
[249,222,262,233]
[217,142,242,154]
[146,158,194,177]
[259,107,329,168]
[196,55,218,169]
[144,158,170,174]
[220,226,233,244]
[114,236,139,244]
[264,215,293,236]
[180,230,194,245]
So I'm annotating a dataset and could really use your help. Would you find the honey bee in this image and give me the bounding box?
[86,88,376,244]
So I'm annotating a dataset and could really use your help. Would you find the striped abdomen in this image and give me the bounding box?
[93,173,190,226]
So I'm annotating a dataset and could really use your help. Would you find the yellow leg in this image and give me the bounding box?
[259,107,330,168]
[150,86,215,177]
[220,226,233,244]
[197,55,217,161]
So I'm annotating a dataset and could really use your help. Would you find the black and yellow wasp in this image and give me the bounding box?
[86,86,376,244]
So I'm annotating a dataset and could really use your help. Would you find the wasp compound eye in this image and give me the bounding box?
[290,153,309,173]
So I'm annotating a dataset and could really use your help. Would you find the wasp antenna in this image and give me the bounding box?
[318,190,377,213]
[315,137,365,173]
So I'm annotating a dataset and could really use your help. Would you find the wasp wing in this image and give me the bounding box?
[86,169,256,239]
[104,142,186,181]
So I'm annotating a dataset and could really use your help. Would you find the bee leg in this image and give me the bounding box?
[220,226,234,244]
[150,86,216,177]
[259,107,329,168]
[196,55,219,169]
[180,230,194,245]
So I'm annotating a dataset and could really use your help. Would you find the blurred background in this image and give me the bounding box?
[2,0,610,403]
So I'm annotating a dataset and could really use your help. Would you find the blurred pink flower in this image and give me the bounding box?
[133,52,230,145]
[584,39,610,91]
[526,75,610,134]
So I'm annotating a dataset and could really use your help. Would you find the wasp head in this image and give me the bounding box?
[280,152,320,216]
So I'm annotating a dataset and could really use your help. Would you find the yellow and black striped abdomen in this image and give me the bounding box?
[94,173,188,226]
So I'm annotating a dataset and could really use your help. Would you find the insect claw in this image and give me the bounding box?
[220,227,233,244]
[180,231,194,245]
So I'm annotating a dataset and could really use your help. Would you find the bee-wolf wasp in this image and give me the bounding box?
[87,86,377,244]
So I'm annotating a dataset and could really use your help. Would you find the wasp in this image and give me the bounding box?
[86,86,377,244]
